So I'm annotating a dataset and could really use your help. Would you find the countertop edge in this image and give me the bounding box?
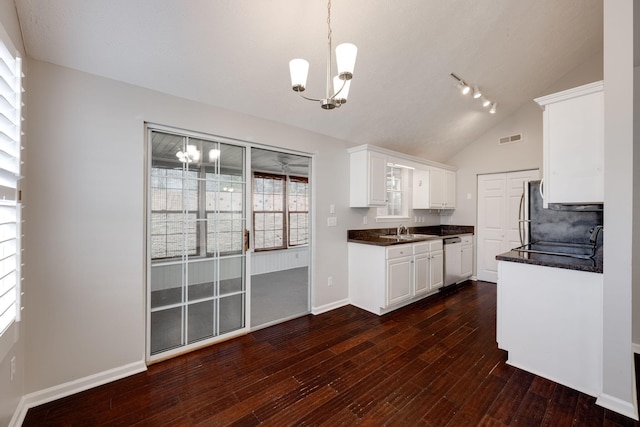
[496,251,603,274]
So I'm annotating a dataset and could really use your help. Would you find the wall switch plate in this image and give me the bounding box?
[329,204,335,214]
[327,217,337,227]
[328,276,333,286]
[363,216,368,225]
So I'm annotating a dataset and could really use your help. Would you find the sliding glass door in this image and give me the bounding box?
[147,128,247,360]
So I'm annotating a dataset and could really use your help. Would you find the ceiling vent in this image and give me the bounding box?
[499,133,523,145]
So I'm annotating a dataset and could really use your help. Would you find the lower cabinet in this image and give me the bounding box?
[461,234,473,279]
[497,261,602,396]
[349,240,443,315]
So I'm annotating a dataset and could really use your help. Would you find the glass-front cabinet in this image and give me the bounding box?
[147,128,247,360]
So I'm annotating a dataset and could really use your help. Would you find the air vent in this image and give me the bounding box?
[499,133,523,145]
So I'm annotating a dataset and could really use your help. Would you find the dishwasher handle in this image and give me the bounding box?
[443,236,461,245]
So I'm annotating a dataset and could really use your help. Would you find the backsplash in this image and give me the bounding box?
[529,181,603,246]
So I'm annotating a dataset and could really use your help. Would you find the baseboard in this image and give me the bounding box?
[10,360,147,427]
[312,298,349,315]
[632,342,640,354]
[596,393,639,421]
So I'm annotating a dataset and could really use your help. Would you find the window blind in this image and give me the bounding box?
[0,38,21,335]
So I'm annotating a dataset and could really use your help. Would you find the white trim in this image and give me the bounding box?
[10,360,147,427]
[312,298,349,315]
[347,144,457,172]
[596,393,639,421]
[534,80,604,107]
[632,342,640,354]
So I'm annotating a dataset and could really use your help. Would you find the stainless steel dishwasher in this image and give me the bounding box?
[443,236,462,287]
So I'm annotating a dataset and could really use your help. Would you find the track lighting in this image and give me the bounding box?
[450,73,496,114]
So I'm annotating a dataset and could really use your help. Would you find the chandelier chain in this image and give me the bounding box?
[327,0,332,45]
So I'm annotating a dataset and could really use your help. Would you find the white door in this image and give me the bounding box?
[429,251,444,290]
[414,253,429,295]
[477,170,539,282]
[386,256,413,306]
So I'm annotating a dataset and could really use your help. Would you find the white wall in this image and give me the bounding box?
[21,58,377,396]
[0,0,25,424]
[597,0,637,418]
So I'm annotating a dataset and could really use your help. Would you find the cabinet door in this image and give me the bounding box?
[386,256,413,306]
[461,245,473,278]
[429,251,444,290]
[429,167,445,208]
[369,151,388,206]
[412,169,430,209]
[414,253,429,295]
[444,170,456,208]
[537,82,604,205]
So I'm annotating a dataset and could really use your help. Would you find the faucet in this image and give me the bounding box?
[397,225,407,236]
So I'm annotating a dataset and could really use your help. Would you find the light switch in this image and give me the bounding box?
[329,204,336,214]
[327,217,337,227]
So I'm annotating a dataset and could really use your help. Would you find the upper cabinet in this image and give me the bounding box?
[349,147,387,207]
[534,81,604,206]
[349,144,457,210]
[412,167,456,209]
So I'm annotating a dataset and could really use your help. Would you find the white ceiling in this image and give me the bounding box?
[14,0,603,162]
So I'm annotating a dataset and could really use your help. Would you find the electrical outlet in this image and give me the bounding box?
[363,216,367,225]
[10,356,15,382]
[328,276,333,286]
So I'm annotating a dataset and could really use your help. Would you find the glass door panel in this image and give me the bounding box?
[148,129,247,359]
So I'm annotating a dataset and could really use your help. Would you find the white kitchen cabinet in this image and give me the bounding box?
[386,250,413,306]
[461,234,473,278]
[348,239,444,315]
[497,260,602,396]
[413,243,429,295]
[412,169,430,209]
[412,167,456,210]
[444,170,456,208]
[428,241,444,291]
[534,81,604,206]
[349,147,387,207]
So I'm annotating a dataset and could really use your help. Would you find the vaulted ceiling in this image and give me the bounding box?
[14,0,603,162]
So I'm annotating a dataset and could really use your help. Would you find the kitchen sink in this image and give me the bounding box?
[379,234,439,241]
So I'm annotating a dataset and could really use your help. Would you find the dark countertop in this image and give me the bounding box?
[496,249,603,274]
[347,225,474,246]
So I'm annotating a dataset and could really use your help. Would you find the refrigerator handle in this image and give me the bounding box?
[519,193,524,246]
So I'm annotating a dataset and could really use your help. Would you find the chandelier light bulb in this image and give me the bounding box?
[289,59,310,92]
[336,43,357,80]
[333,76,351,104]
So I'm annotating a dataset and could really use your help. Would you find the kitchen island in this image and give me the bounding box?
[495,250,603,397]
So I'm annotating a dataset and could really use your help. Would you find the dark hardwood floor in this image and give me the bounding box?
[23,281,640,426]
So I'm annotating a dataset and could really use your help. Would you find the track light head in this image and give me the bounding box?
[472,86,482,99]
[489,103,497,114]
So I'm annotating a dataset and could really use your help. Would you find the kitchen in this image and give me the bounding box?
[0,1,638,426]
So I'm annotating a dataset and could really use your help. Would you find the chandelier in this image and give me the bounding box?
[288,0,358,110]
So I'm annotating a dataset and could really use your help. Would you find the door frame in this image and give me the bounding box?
[476,169,539,283]
[144,123,314,363]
